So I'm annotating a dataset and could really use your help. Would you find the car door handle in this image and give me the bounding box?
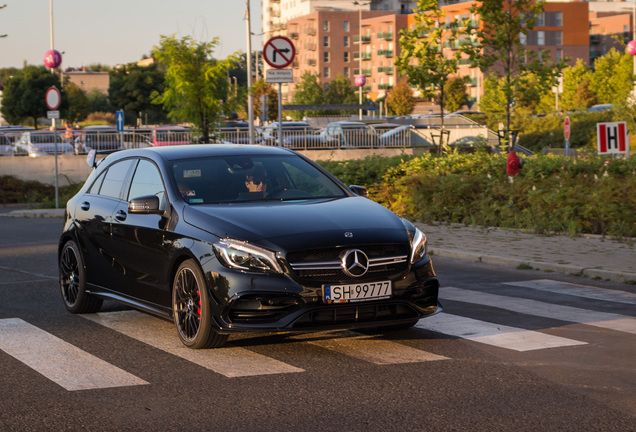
[115,210,127,221]
[80,201,90,211]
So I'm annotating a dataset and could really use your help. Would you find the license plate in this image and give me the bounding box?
[323,281,391,304]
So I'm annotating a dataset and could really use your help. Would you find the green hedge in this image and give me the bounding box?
[319,152,636,238]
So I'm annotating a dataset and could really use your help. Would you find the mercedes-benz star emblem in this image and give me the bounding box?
[341,249,369,277]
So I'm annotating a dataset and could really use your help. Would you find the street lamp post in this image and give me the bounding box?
[353,1,370,120]
[246,0,255,144]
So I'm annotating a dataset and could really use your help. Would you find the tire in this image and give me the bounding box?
[59,240,103,314]
[172,259,228,349]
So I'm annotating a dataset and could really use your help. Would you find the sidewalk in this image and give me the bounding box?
[416,222,636,284]
[2,207,634,284]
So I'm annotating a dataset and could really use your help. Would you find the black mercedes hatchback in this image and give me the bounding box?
[59,145,440,348]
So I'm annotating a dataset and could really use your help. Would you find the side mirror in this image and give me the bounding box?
[86,149,97,168]
[129,195,163,215]
[349,185,369,198]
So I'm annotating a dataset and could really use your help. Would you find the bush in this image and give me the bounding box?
[0,176,83,208]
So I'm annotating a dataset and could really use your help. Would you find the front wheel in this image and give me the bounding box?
[172,259,228,349]
[59,240,103,314]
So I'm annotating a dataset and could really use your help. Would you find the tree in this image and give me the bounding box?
[325,74,358,115]
[442,76,469,113]
[252,80,278,123]
[386,81,415,116]
[64,82,91,122]
[290,72,325,119]
[589,47,634,105]
[109,63,167,126]
[396,0,467,152]
[0,65,63,128]
[152,35,239,143]
[560,59,592,112]
[464,0,562,147]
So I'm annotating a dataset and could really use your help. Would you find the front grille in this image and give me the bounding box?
[293,303,418,328]
[287,244,410,284]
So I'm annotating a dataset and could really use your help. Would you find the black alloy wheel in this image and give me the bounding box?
[172,259,228,349]
[59,240,103,314]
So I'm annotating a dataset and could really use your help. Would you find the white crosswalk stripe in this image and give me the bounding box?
[415,313,586,351]
[2,279,633,389]
[441,286,636,335]
[0,318,148,391]
[81,310,305,378]
[503,279,636,305]
[294,331,449,363]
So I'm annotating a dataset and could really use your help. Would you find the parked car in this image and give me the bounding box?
[378,125,415,147]
[261,121,313,146]
[153,126,191,146]
[58,145,440,349]
[0,133,14,156]
[74,126,122,154]
[14,131,74,157]
[587,104,613,113]
[320,121,380,148]
[218,121,262,144]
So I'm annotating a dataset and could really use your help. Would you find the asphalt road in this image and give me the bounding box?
[1,218,635,432]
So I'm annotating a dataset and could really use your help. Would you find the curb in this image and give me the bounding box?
[430,247,636,284]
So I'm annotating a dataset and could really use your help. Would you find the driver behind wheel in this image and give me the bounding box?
[244,165,268,195]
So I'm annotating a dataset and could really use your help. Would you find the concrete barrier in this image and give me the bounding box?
[0,147,431,186]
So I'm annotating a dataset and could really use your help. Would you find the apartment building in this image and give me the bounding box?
[263,0,417,40]
[285,9,393,100]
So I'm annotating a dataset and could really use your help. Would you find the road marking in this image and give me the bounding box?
[442,287,636,335]
[82,311,304,378]
[0,318,148,391]
[415,313,587,351]
[504,279,636,305]
[297,331,448,364]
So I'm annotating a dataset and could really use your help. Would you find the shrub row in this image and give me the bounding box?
[318,152,636,238]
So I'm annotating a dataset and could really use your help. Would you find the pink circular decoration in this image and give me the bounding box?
[43,50,62,68]
[627,40,636,56]
[355,75,366,87]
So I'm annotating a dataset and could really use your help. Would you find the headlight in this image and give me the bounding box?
[214,239,283,274]
[410,228,428,264]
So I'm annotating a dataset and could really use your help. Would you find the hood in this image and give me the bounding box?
[182,197,409,252]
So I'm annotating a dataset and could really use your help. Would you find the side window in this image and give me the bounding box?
[127,160,166,206]
[99,159,135,199]
[87,171,106,195]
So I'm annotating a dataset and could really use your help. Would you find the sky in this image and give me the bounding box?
[0,0,263,69]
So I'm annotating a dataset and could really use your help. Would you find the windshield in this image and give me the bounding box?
[171,154,348,204]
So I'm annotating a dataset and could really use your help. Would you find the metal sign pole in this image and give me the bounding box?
[278,83,283,147]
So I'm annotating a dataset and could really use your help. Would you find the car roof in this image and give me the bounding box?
[85,125,117,130]
[101,144,296,164]
[155,125,188,131]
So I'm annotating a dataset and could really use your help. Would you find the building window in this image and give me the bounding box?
[344,36,349,47]
[323,36,330,47]
[537,31,545,46]
[520,33,527,45]
[344,67,350,77]
[324,67,330,78]
[556,49,563,60]
[344,52,350,62]
[324,52,330,62]
[344,21,350,32]
[323,20,329,32]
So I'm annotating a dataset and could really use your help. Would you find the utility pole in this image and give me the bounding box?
[0,4,7,38]
[246,0,255,144]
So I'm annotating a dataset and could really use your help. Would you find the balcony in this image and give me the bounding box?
[378,84,393,90]
[304,27,316,36]
[353,52,372,61]
[377,67,394,75]
[304,42,316,51]
[590,34,601,44]
[289,32,299,40]
[377,32,394,40]
[306,59,317,66]
[354,68,372,76]
[377,50,393,57]
[353,35,372,44]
